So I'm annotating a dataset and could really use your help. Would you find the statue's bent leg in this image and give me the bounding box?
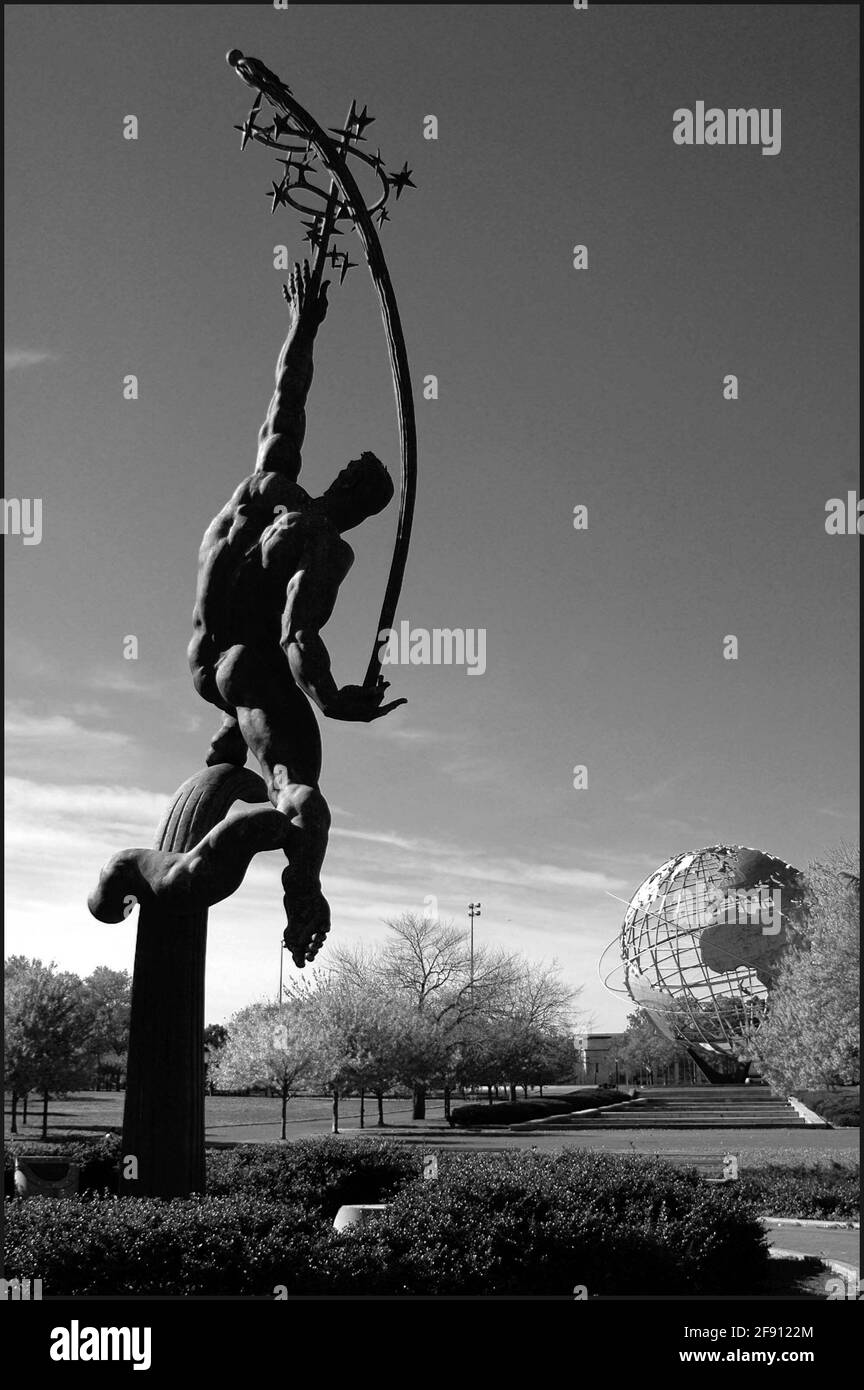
[236,709,332,966]
[88,804,290,921]
[214,645,333,966]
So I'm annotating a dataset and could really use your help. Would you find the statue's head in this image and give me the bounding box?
[320,452,394,531]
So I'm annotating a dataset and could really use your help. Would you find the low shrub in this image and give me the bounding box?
[739,1162,859,1220]
[4,1192,327,1296]
[794,1089,859,1128]
[449,1099,573,1128]
[557,1087,634,1110]
[449,1088,632,1128]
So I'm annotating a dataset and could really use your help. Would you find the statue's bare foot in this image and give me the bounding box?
[282,879,331,967]
[88,851,150,922]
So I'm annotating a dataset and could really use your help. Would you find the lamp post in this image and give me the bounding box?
[278,940,286,1004]
[468,902,481,1003]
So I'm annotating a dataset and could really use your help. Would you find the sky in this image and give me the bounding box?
[4,3,859,1030]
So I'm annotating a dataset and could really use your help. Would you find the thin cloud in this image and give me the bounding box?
[331,823,629,895]
[5,776,167,825]
[623,768,692,805]
[4,708,130,749]
[370,724,453,745]
[5,348,55,370]
[4,704,141,783]
[86,669,168,699]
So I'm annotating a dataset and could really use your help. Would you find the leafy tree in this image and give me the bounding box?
[527,1029,578,1092]
[4,959,92,1138]
[5,968,36,1133]
[337,991,413,1128]
[487,957,582,1099]
[618,1009,682,1084]
[295,976,407,1133]
[212,1000,314,1139]
[204,1024,228,1051]
[203,1023,229,1094]
[747,846,860,1091]
[81,967,131,1089]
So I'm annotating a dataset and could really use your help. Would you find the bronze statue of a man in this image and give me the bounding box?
[90,262,405,965]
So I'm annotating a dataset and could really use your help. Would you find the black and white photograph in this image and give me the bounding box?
[3,0,860,1362]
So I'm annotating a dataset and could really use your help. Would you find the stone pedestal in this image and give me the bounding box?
[121,763,267,1197]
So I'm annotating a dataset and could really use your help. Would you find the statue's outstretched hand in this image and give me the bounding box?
[327,679,406,723]
[282,260,329,331]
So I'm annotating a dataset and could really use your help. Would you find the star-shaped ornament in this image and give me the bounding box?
[388,161,416,198]
[267,177,291,213]
[270,113,293,139]
[234,118,262,151]
[338,255,358,284]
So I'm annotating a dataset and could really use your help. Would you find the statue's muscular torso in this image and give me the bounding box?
[188,469,353,710]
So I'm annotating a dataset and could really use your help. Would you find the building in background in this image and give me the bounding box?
[574,1033,707,1087]
[574,1034,625,1086]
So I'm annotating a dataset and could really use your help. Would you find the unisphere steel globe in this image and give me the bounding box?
[605,846,803,1070]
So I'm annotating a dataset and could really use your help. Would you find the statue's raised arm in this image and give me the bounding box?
[257,259,330,480]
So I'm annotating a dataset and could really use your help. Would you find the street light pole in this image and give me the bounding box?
[278,941,285,1004]
[468,902,481,1003]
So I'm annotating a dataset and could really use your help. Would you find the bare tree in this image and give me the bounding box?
[329,917,586,1117]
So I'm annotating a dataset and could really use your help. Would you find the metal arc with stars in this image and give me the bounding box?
[228,51,417,689]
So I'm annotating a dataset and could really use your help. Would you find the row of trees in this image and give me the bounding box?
[3,916,582,1142]
[211,914,584,1134]
[4,959,131,1137]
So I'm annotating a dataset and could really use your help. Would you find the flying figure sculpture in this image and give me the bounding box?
[89,260,405,965]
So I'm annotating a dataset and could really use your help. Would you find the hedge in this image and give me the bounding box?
[4,1148,768,1297]
[738,1163,859,1221]
[206,1137,421,1216]
[794,1090,859,1128]
[450,1087,631,1128]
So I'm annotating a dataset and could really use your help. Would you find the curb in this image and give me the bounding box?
[768,1247,860,1297]
[764,1217,859,1230]
[787,1095,832,1128]
[510,1098,647,1131]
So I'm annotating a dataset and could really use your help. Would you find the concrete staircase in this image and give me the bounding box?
[522,1087,819,1131]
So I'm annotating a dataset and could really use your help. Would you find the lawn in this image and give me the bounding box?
[4,1091,860,1168]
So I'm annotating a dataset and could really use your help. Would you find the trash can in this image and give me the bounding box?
[14,1155,80,1198]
